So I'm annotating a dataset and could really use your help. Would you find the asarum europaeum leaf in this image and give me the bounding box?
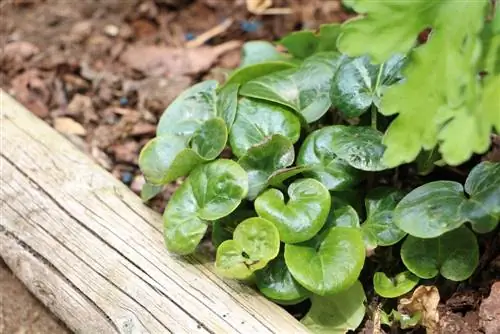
[255,254,310,305]
[239,41,290,67]
[240,52,344,123]
[238,135,295,200]
[284,226,365,295]
[255,178,331,244]
[229,97,301,158]
[224,61,296,87]
[163,160,248,255]
[395,162,500,238]
[215,217,280,280]
[401,226,479,281]
[373,271,419,298]
[301,280,366,333]
[212,209,255,248]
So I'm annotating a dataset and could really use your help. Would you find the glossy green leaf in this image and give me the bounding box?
[224,62,296,87]
[285,227,365,295]
[401,226,479,281]
[255,254,310,305]
[212,209,255,248]
[373,271,419,298]
[140,182,163,202]
[229,97,301,157]
[279,31,320,59]
[415,148,440,176]
[325,198,360,229]
[301,280,366,334]
[215,217,280,279]
[240,52,344,123]
[331,54,405,117]
[216,83,239,130]
[163,160,248,255]
[297,127,362,190]
[157,80,217,138]
[362,187,406,247]
[267,166,312,188]
[240,41,288,67]
[255,178,331,243]
[238,135,295,200]
[189,117,228,160]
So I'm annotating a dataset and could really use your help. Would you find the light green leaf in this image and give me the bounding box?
[157,80,217,138]
[301,280,366,334]
[212,209,255,248]
[401,226,479,281]
[285,227,365,295]
[240,52,344,123]
[331,54,405,117]
[297,127,362,190]
[255,254,310,305]
[255,178,331,243]
[240,41,288,67]
[373,271,419,298]
[267,166,312,188]
[215,217,280,279]
[362,187,406,247]
[325,198,360,229]
[279,31,320,59]
[229,97,301,157]
[224,62,296,87]
[140,183,163,202]
[216,83,239,130]
[317,23,341,52]
[238,135,295,200]
[189,118,228,160]
[163,160,248,255]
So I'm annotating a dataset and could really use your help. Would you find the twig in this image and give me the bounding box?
[185,19,234,48]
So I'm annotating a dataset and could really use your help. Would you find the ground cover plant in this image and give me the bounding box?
[139,1,500,332]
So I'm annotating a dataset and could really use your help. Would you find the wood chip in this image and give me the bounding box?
[53,117,86,136]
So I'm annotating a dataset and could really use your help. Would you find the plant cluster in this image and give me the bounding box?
[139,1,500,332]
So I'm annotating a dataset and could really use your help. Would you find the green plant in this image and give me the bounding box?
[138,2,500,333]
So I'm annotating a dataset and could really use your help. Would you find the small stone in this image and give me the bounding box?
[104,24,119,37]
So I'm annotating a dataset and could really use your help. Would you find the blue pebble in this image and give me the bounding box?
[119,97,128,106]
[185,32,196,41]
[240,20,262,33]
[121,172,133,184]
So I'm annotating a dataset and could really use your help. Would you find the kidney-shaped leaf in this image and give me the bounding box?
[401,226,479,281]
[362,187,406,247]
[229,97,301,157]
[240,52,344,123]
[238,135,295,200]
[255,178,331,243]
[157,80,217,138]
[255,254,310,305]
[297,127,362,190]
[373,271,419,298]
[325,197,360,229]
[301,280,366,334]
[331,54,405,117]
[212,209,255,248]
[285,227,365,295]
[163,160,248,255]
[215,217,280,279]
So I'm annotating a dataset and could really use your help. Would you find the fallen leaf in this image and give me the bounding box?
[130,122,156,136]
[67,94,98,123]
[120,41,242,77]
[9,70,50,118]
[2,41,39,61]
[110,140,139,164]
[53,117,87,136]
[398,285,440,334]
[480,281,500,334]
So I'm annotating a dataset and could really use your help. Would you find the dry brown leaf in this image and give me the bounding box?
[53,117,87,136]
[120,41,242,77]
[398,285,440,334]
[9,70,50,118]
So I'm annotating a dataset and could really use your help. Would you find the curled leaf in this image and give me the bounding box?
[398,285,440,334]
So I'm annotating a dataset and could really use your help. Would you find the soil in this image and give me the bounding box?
[0,1,498,333]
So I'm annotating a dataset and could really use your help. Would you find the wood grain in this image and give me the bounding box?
[0,90,309,334]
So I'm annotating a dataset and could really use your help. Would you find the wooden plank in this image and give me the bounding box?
[0,90,309,334]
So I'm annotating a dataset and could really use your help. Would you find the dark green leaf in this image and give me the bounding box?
[224,62,296,87]
[240,52,344,123]
[301,280,366,333]
[401,226,479,281]
[285,227,365,295]
[238,135,295,200]
[190,117,228,160]
[255,178,331,243]
[415,148,440,176]
[373,271,419,298]
[279,31,320,59]
[229,97,301,157]
[255,254,310,305]
[240,41,288,67]
[317,23,341,52]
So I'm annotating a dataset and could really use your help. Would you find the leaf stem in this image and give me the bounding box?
[371,104,378,130]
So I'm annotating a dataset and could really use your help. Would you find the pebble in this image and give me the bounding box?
[104,24,119,37]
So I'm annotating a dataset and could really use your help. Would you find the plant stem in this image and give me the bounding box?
[371,104,378,130]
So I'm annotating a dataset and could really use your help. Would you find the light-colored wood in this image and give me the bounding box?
[0,90,309,334]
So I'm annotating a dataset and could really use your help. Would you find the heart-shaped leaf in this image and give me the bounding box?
[284,227,365,295]
[215,217,280,279]
[331,54,405,117]
[267,166,312,188]
[229,97,301,157]
[301,280,366,333]
[362,187,406,247]
[212,209,255,248]
[394,181,467,238]
[255,254,310,305]
[157,80,217,138]
[325,197,360,229]
[297,127,362,190]
[238,135,295,200]
[240,52,344,123]
[255,178,331,243]
[373,271,419,298]
[401,226,479,281]
[279,31,320,59]
[216,83,239,130]
[163,160,248,255]
[139,118,227,185]
[240,41,289,67]
[224,62,296,86]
